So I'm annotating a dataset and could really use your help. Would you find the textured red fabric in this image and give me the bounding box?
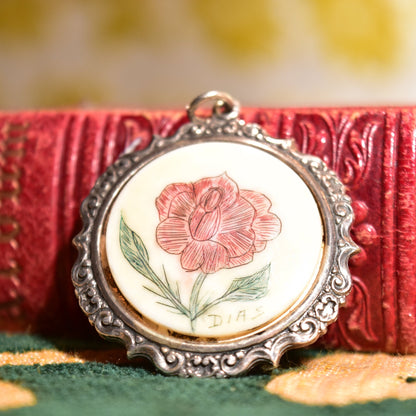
[0,107,415,353]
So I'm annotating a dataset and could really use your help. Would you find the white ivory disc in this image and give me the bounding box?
[105,141,324,337]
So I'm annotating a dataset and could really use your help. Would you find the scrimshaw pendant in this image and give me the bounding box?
[72,91,357,377]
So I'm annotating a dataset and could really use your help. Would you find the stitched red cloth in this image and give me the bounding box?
[0,107,415,353]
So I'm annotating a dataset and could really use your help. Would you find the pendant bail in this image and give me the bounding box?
[187,91,240,123]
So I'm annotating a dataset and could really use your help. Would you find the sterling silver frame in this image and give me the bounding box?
[72,92,357,378]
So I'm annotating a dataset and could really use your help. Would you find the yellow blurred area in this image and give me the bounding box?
[0,0,415,109]
[311,0,398,67]
[190,0,280,61]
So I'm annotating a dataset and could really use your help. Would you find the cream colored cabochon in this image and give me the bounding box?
[106,141,323,337]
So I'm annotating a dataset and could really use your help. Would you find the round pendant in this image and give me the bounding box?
[72,91,357,377]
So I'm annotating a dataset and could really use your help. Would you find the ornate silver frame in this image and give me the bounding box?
[72,92,357,377]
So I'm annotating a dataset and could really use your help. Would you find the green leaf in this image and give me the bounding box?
[119,215,149,275]
[222,263,271,302]
[119,215,191,319]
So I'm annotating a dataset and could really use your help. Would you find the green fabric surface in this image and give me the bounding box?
[0,333,109,353]
[1,334,416,416]
[0,334,58,353]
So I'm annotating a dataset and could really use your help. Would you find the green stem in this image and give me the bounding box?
[193,297,223,320]
[192,288,238,320]
[189,272,208,331]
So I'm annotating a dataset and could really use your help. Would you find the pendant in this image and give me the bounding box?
[72,91,358,377]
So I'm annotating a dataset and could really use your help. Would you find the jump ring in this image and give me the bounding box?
[187,91,240,123]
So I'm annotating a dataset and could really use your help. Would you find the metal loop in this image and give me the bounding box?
[187,91,240,123]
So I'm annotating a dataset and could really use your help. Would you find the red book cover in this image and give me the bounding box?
[1,107,415,353]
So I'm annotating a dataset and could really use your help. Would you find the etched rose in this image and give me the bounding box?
[156,174,281,274]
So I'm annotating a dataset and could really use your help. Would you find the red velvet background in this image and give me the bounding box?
[1,107,415,353]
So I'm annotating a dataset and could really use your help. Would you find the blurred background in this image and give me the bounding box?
[1,0,416,110]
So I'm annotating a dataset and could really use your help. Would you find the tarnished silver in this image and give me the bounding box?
[72,91,358,378]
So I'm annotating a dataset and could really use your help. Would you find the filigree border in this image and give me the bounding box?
[72,114,358,378]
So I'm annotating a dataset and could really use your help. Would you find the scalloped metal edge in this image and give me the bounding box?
[72,115,358,378]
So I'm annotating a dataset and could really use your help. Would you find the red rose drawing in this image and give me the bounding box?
[156,174,281,274]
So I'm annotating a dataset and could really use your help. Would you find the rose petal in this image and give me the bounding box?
[189,207,221,241]
[168,191,195,220]
[220,197,255,234]
[156,183,194,221]
[227,250,254,268]
[241,189,272,217]
[253,240,267,253]
[156,217,191,254]
[252,214,281,241]
[215,229,254,257]
[241,189,282,243]
[180,240,205,271]
[200,241,230,274]
[193,173,238,211]
[181,240,229,273]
